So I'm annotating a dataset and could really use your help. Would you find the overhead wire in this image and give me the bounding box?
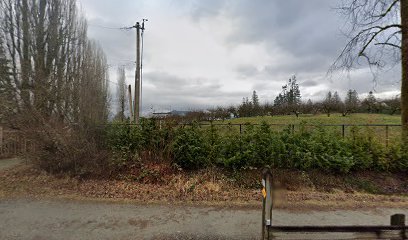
[89,21,147,118]
[88,23,134,31]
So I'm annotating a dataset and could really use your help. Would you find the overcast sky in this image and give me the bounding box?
[79,0,401,114]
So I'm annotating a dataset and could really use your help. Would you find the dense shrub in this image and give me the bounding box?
[106,120,408,173]
[106,123,143,168]
[106,119,176,168]
[172,124,210,169]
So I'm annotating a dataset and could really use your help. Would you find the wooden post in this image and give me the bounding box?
[391,214,406,239]
[386,125,389,148]
[239,124,242,134]
[342,125,345,139]
[134,22,141,124]
[262,168,273,240]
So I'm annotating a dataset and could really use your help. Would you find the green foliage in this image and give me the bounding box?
[172,124,210,169]
[106,123,143,168]
[106,121,408,173]
[106,119,176,168]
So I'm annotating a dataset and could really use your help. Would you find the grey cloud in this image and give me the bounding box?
[300,80,319,87]
[224,0,346,57]
[188,0,348,74]
[189,0,227,21]
[141,71,247,111]
[235,65,259,78]
[82,0,401,112]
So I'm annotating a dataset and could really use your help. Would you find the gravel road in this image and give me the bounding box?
[0,199,407,240]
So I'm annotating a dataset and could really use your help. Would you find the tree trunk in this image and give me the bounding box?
[402,0,408,146]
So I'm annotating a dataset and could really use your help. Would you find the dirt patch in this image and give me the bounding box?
[1,164,408,210]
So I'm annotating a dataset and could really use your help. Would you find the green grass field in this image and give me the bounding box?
[210,114,402,145]
[221,113,401,125]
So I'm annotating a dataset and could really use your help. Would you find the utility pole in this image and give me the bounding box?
[128,84,133,122]
[133,19,147,124]
[134,22,141,124]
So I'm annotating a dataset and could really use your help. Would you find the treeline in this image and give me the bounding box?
[175,75,401,122]
[0,0,109,126]
[0,0,110,173]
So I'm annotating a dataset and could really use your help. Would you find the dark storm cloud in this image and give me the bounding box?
[189,0,346,66]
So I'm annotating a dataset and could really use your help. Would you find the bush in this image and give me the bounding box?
[172,124,210,169]
[106,123,143,169]
[104,121,408,174]
[29,122,110,177]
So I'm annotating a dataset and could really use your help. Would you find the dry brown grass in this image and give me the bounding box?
[1,163,408,210]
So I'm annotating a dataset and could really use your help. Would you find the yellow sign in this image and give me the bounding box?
[262,188,266,198]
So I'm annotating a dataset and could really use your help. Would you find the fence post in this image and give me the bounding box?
[291,124,295,134]
[239,124,242,135]
[342,125,345,139]
[262,168,273,240]
[390,214,406,239]
[385,125,389,148]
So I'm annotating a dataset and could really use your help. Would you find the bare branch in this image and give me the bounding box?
[373,0,400,18]
[374,42,401,48]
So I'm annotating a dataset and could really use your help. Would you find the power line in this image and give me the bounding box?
[88,23,134,31]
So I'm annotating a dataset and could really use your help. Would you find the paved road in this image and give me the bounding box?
[0,199,407,240]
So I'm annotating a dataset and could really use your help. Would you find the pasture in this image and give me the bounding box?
[222,113,401,125]
[210,113,402,145]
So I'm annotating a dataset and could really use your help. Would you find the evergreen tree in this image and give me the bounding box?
[252,90,260,116]
[287,75,301,106]
[362,91,378,113]
[274,75,301,115]
[252,90,259,107]
[344,89,360,114]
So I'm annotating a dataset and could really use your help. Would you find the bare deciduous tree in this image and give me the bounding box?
[115,66,127,121]
[0,0,109,127]
[330,0,407,144]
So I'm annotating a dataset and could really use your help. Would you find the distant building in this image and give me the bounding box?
[152,110,190,118]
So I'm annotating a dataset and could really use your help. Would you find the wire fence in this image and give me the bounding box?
[106,122,402,147]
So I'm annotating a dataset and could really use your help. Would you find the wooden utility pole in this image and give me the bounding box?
[134,22,141,124]
[128,84,133,122]
[130,19,147,124]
